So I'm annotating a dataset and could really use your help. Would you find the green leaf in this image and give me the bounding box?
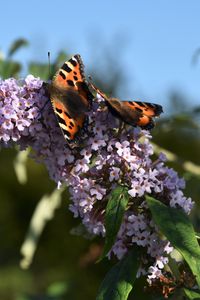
[0,60,21,78]
[28,63,50,80]
[8,38,28,57]
[184,288,200,299]
[28,52,71,80]
[96,248,141,300]
[13,148,30,185]
[100,186,129,260]
[146,196,200,288]
[20,187,65,269]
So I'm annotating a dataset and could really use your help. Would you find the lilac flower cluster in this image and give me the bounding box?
[0,76,193,283]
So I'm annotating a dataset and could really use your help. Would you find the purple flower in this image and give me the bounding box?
[0,76,44,147]
[109,167,121,182]
[90,186,106,200]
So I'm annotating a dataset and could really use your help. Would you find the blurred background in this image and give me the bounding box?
[0,1,200,299]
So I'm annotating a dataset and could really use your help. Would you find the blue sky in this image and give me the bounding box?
[1,0,200,110]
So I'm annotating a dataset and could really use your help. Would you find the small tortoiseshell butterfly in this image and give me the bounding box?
[89,79,163,130]
[48,54,93,146]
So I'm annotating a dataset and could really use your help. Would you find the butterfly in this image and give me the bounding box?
[89,79,163,130]
[48,54,94,147]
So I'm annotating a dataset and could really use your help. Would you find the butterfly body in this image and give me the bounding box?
[49,54,93,145]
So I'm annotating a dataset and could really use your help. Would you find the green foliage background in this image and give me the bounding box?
[0,39,200,300]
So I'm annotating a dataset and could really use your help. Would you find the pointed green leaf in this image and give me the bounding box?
[100,186,129,260]
[184,288,200,299]
[8,38,28,57]
[20,187,65,269]
[146,196,200,288]
[96,248,141,300]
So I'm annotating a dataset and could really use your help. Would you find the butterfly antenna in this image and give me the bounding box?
[48,51,51,78]
[88,75,108,100]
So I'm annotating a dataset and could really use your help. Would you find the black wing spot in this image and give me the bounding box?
[56,107,62,114]
[64,111,72,119]
[73,71,77,75]
[69,121,74,127]
[136,101,145,107]
[62,63,72,73]
[135,107,143,113]
[69,58,77,67]
[57,114,66,126]
[73,75,78,81]
[59,71,66,80]
[67,80,75,87]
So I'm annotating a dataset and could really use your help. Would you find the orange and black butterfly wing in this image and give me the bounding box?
[50,97,87,141]
[89,78,163,130]
[107,99,163,129]
[49,54,93,144]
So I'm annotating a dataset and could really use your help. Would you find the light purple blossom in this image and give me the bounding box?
[109,167,121,182]
[0,75,194,285]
